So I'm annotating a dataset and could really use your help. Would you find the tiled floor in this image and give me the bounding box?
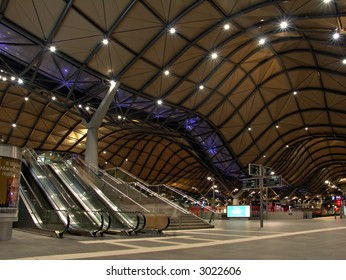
[1,217,346,260]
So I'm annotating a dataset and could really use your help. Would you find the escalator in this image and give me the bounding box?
[22,149,104,236]
[16,164,68,237]
[49,162,141,233]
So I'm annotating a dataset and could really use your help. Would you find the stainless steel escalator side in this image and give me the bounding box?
[49,163,106,228]
[22,149,101,235]
[65,161,141,232]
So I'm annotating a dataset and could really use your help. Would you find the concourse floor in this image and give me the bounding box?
[1,217,346,260]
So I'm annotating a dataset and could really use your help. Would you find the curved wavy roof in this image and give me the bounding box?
[0,0,346,196]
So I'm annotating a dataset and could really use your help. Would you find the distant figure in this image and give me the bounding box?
[288,205,293,216]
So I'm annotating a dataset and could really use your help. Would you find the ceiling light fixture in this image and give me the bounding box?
[258,38,266,45]
[18,78,23,84]
[49,46,56,52]
[223,24,230,30]
[12,123,16,128]
[211,52,218,59]
[169,27,176,34]
[24,97,29,101]
[293,91,298,95]
[199,85,204,90]
[164,70,170,76]
[342,58,346,64]
[157,99,163,105]
[305,127,309,130]
[332,32,340,40]
[102,38,109,45]
[280,21,288,29]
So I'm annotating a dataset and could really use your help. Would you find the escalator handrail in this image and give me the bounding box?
[57,212,70,238]
[100,212,112,234]
[132,212,145,233]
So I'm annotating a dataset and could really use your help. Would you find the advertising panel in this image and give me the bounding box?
[227,205,251,218]
[0,156,21,208]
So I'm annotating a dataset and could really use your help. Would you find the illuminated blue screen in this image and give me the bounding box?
[227,205,250,218]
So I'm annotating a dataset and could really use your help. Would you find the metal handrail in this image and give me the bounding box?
[161,184,217,213]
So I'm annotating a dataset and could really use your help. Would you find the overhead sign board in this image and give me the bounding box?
[263,175,282,188]
[262,166,272,177]
[248,163,261,177]
[242,178,258,189]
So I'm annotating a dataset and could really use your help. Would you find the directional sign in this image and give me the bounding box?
[262,166,272,177]
[263,175,282,188]
[248,163,261,177]
[242,178,258,189]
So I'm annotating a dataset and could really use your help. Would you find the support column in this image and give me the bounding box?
[85,126,99,172]
[232,198,239,205]
[84,81,119,171]
[0,144,22,241]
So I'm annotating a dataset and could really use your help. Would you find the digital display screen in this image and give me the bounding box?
[227,205,251,218]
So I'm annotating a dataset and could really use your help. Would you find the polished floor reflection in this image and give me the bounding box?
[1,217,346,260]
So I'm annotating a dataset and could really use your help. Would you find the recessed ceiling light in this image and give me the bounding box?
[276,125,279,128]
[85,106,90,110]
[18,78,23,84]
[157,99,163,105]
[10,76,15,81]
[342,58,346,64]
[12,123,16,128]
[248,127,252,131]
[258,38,266,45]
[169,27,176,34]
[102,38,109,45]
[118,115,122,119]
[78,104,82,108]
[293,91,298,95]
[52,96,56,101]
[24,97,29,101]
[199,85,204,90]
[2,77,7,81]
[333,32,340,40]
[211,52,218,59]
[305,127,309,130]
[286,145,289,148]
[263,155,266,158]
[49,46,56,52]
[323,0,332,3]
[280,21,288,29]
[103,151,106,154]
[164,70,170,76]
[223,24,230,30]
